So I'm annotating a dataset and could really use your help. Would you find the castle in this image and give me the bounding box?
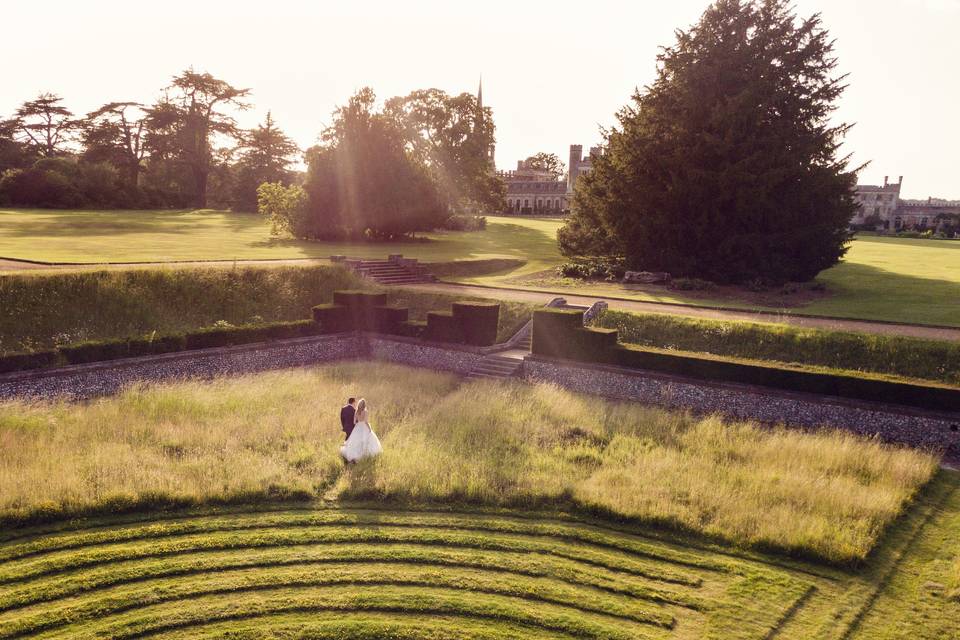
[853,176,960,231]
[500,145,599,215]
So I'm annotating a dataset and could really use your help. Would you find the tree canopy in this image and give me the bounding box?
[524,152,565,180]
[559,0,857,284]
[385,89,504,212]
[233,112,300,212]
[301,88,447,240]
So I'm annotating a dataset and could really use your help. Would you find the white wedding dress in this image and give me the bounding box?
[340,409,383,462]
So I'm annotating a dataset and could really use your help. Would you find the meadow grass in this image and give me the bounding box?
[336,378,937,564]
[0,363,936,564]
[0,266,538,354]
[3,208,958,326]
[595,310,960,386]
[0,364,459,524]
[950,556,960,601]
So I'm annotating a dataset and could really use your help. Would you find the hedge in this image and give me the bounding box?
[0,320,323,375]
[0,350,60,374]
[452,301,500,346]
[532,310,960,413]
[532,308,585,356]
[594,309,960,387]
[425,311,464,344]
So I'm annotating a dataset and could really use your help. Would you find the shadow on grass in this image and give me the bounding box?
[811,261,960,326]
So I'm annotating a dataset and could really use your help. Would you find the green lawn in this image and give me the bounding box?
[1,208,957,326]
[0,362,955,638]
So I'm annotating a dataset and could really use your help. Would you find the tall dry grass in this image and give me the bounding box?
[336,379,938,564]
[0,363,458,525]
[0,364,937,563]
[949,556,960,601]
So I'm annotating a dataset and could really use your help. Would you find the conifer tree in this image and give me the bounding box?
[559,0,857,284]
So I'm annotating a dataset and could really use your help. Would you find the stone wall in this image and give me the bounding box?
[0,334,486,402]
[0,335,365,401]
[523,357,960,457]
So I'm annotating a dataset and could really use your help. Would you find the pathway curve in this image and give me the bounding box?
[401,282,960,341]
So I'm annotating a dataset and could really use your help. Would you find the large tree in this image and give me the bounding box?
[82,102,149,189]
[233,112,300,212]
[524,152,565,180]
[0,118,36,174]
[559,0,857,284]
[13,93,78,157]
[301,88,446,240]
[384,88,504,213]
[145,70,250,208]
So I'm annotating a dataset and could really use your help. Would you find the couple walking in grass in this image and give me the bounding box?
[339,397,383,462]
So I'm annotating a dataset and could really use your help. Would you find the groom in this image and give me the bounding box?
[340,397,357,440]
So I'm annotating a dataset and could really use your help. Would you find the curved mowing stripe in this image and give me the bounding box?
[18,585,671,640]
[149,610,580,640]
[0,525,707,588]
[0,564,676,637]
[0,509,727,573]
[0,545,708,614]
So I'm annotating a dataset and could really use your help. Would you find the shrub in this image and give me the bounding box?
[442,214,487,231]
[557,258,625,281]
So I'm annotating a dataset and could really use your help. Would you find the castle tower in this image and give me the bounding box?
[567,145,583,192]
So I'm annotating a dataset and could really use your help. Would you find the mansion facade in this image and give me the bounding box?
[501,144,599,215]
[853,176,960,231]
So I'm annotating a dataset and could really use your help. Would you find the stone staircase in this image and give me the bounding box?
[335,255,435,285]
[466,354,525,381]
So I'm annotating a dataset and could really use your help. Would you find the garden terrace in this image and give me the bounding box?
[0,363,955,638]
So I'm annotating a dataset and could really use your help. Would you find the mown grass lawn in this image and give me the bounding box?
[0,363,955,638]
[1,208,958,326]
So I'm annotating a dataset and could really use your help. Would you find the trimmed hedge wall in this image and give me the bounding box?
[0,320,323,375]
[531,310,960,413]
[425,311,464,344]
[594,309,960,387]
[452,302,500,346]
[0,289,504,375]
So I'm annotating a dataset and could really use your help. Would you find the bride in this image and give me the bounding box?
[340,398,383,462]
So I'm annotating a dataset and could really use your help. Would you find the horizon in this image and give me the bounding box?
[3,0,959,199]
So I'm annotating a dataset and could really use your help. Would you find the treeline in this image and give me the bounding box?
[1,71,505,225]
[261,87,505,240]
[0,70,298,211]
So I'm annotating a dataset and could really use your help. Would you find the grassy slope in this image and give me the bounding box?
[0,266,537,353]
[0,364,936,564]
[0,473,956,639]
[2,208,957,327]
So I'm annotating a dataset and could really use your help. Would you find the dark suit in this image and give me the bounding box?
[340,404,356,439]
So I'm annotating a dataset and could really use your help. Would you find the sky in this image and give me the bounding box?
[2,0,958,199]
